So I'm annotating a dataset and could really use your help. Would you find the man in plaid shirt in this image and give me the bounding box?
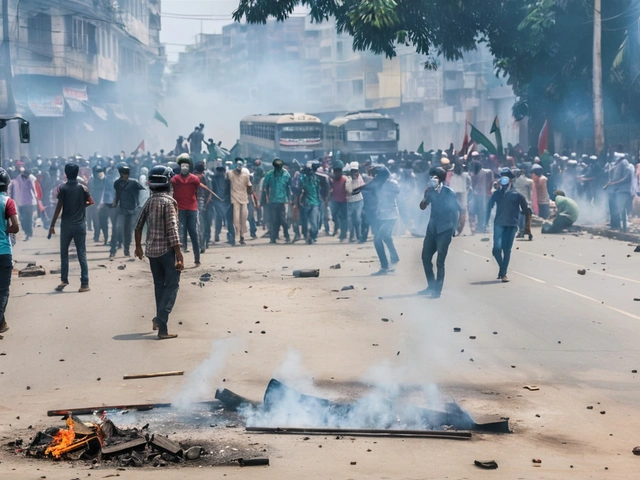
[134,166,184,340]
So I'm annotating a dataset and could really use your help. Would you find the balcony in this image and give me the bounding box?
[14,44,98,84]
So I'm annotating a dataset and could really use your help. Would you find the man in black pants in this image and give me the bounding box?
[418,167,461,299]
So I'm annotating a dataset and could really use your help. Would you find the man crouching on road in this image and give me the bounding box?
[134,166,183,340]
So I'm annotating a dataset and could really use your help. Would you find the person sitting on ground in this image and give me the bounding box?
[542,190,579,234]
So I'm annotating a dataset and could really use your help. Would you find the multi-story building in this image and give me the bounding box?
[0,0,165,160]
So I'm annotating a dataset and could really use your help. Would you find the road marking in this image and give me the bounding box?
[520,249,640,285]
[555,285,640,321]
[462,249,490,260]
[554,285,599,303]
[511,271,546,284]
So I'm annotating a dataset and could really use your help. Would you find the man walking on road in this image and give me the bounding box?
[0,168,20,335]
[263,158,291,244]
[110,164,145,258]
[49,163,94,293]
[9,168,37,241]
[418,167,461,299]
[486,168,529,283]
[135,165,183,340]
[228,158,253,245]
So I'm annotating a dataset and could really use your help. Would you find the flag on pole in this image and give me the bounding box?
[538,120,549,154]
[469,123,498,155]
[153,109,168,127]
[417,141,425,155]
[461,121,469,154]
[490,116,503,155]
[131,140,145,155]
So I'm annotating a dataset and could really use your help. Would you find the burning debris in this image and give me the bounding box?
[16,413,268,469]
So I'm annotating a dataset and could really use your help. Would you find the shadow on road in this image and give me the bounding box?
[469,280,503,286]
[112,332,157,341]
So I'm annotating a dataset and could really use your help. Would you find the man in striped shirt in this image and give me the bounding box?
[134,166,183,340]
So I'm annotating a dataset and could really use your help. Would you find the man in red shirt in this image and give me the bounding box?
[172,154,215,266]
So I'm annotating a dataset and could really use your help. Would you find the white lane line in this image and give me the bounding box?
[555,285,640,321]
[462,250,546,283]
[511,271,546,284]
[554,285,599,303]
[462,249,490,260]
[520,249,640,285]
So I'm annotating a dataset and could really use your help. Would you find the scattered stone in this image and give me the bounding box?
[493,331,498,335]
[632,446,640,455]
[587,406,593,409]
[117,265,126,270]
[381,318,389,322]
[577,269,586,275]
[330,264,341,269]
[632,370,638,373]
[469,358,474,362]
[600,411,606,415]
[523,385,539,391]
[350,461,357,465]
[261,331,266,334]
[532,459,542,464]
[469,336,476,340]
[26,386,30,390]
[341,285,354,291]
[474,460,498,469]
[263,305,268,309]
[184,446,203,460]
[511,365,516,368]
[453,327,461,332]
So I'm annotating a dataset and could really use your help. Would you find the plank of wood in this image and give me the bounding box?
[101,437,148,457]
[150,434,183,457]
[123,371,184,380]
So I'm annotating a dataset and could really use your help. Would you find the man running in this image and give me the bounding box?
[418,167,461,299]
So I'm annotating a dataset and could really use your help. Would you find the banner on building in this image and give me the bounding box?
[28,92,64,117]
[63,85,88,102]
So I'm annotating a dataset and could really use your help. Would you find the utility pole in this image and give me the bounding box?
[1,0,19,162]
[593,0,605,154]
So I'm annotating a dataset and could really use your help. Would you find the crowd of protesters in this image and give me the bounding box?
[1,128,639,336]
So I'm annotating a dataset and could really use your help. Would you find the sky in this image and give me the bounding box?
[160,0,239,61]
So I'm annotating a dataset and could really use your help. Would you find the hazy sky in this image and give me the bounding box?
[160,0,239,60]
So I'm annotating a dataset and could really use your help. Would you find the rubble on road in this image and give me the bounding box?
[19,263,46,277]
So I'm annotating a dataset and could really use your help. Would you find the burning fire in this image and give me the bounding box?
[45,417,75,458]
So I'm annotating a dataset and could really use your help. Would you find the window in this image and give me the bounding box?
[352,79,364,96]
[65,17,97,55]
[28,13,52,49]
[336,41,343,60]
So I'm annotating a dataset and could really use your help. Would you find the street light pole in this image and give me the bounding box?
[1,0,19,163]
[593,0,605,154]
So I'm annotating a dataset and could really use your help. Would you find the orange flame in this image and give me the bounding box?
[45,417,76,458]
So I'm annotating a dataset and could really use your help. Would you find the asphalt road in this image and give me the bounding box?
[1,225,639,479]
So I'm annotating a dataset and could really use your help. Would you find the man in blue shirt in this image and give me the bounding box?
[0,168,20,335]
[486,168,529,283]
[418,167,461,299]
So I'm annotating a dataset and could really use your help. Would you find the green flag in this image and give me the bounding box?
[153,109,168,127]
[490,116,503,155]
[470,123,497,155]
[417,141,424,155]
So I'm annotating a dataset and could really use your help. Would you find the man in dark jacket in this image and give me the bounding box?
[486,168,528,282]
[418,167,461,298]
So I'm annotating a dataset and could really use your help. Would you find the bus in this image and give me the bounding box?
[325,111,399,163]
[239,113,324,162]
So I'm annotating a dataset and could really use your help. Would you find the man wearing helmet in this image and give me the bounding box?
[134,165,183,340]
[110,163,145,258]
[486,168,529,282]
[0,168,19,335]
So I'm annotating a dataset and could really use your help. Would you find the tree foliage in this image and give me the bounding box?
[233,0,640,147]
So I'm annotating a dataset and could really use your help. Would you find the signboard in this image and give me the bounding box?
[63,85,88,102]
[28,93,64,117]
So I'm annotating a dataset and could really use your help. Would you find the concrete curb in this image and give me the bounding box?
[574,225,640,244]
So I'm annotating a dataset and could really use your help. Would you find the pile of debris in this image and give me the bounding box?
[24,415,204,467]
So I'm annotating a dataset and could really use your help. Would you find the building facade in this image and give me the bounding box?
[170,17,519,153]
[0,0,164,160]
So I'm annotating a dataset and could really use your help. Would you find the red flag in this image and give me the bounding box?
[132,140,145,155]
[461,121,469,154]
[537,120,548,154]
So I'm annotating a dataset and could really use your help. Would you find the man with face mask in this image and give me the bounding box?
[171,154,216,264]
[227,158,253,245]
[486,168,529,282]
[110,164,145,258]
[418,167,461,298]
[262,158,291,244]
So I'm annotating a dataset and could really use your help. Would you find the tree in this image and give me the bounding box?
[233,0,639,152]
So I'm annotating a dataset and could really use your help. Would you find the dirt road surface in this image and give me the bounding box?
[1,227,640,479]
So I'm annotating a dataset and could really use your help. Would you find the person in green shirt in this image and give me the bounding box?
[542,190,579,234]
[263,158,292,243]
[300,162,321,244]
